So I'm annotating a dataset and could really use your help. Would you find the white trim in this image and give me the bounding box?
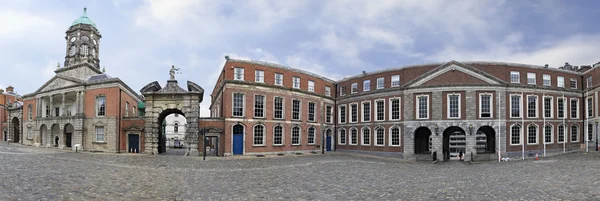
[570,98,579,119]
[307,127,316,145]
[325,86,331,97]
[377,77,385,89]
[557,124,565,143]
[252,124,266,146]
[391,75,400,87]
[374,99,386,121]
[254,70,265,83]
[543,96,554,118]
[479,93,493,118]
[543,74,551,86]
[510,71,520,83]
[338,104,346,124]
[231,92,245,117]
[526,95,538,118]
[273,96,285,120]
[338,128,346,145]
[253,94,266,118]
[543,124,554,144]
[374,127,385,146]
[272,125,284,146]
[292,99,302,121]
[570,124,579,142]
[349,127,358,145]
[349,102,358,123]
[308,80,315,92]
[274,73,284,86]
[510,124,522,145]
[527,72,536,85]
[509,94,522,118]
[291,126,302,145]
[234,67,244,81]
[411,64,501,87]
[526,123,538,145]
[587,97,594,118]
[308,101,316,122]
[361,101,371,122]
[351,82,358,94]
[557,76,565,88]
[388,126,401,147]
[361,127,371,145]
[447,93,461,119]
[557,97,566,119]
[363,80,371,92]
[570,78,578,89]
[389,97,401,121]
[231,124,246,155]
[416,95,429,120]
[326,105,333,123]
[292,76,300,89]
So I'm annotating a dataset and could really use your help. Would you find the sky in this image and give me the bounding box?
[1,0,600,117]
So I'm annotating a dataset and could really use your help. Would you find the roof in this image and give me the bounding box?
[71,8,97,29]
[86,74,111,82]
[226,58,336,83]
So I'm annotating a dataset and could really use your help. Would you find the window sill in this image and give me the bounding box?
[272,145,285,147]
[252,145,266,147]
[307,143,316,146]
[92,141,107,144]
[291,119,302,122]
[291,144,301,146]
[253,117,266,120]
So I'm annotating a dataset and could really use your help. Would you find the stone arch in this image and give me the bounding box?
[476,125,496,153]
[414,127,432,154]
[51,124,60,147]
[39,124,48,145]
[11,117,20,143]
[63,124,74,148]
[442,126,466,160]
[156,108,185,154]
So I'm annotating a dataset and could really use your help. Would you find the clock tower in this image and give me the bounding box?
[63,7,102,72]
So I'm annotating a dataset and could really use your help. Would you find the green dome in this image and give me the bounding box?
[71,7,97,29]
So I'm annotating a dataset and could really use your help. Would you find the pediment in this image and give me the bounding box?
[36,75,84,93]
[408,61,504,88]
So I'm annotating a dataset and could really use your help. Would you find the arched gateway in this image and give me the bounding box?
[140,76,204,156]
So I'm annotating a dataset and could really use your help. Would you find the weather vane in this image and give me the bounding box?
[169,65,181,80]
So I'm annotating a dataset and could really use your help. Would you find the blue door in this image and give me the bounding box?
[233,134,243,155]
[326,136,332,151]
[128,134,139,153]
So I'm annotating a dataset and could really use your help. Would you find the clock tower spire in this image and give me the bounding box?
[63,7,102,71]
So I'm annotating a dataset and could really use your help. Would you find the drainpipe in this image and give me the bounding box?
[583,75,588,153]
[334,83,338,152]
[521,91,525,160]
[563,93,566,153]
[117,89,122,153]
[543,92,546,157]
[497,90,501,162]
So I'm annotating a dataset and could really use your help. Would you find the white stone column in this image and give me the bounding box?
[75,91,79,115]
[81,91,86,115]
[49,95,53,117]
[61,93,65,116]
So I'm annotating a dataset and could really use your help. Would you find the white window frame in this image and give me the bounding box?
[275,73,283,86]
[351,82,358,94]
[374,127,385,146]
[447,93,461,119]
[363,80,370,92]
[308,80,315,92]
[527,73,536,85]
[96,96,106,117]
[543,96,554,118]
[557,76,565,88]
[292,126,302,145]
[509,94,522,118]
[253,94,266,118]
[557,125,565,143]
[479,93,493,118]
[527,124,538,145]
[340,86,346,96]
[587,97,593,118]
[349,128,358,145]
[361,101,371,122]
[543,74,551,86]
[232,93,245,117]
[234,67,244,81]
[325,86,331,97]
[308,102,316,122]
[338,104,346,124]
[571,125,579,142]
[273,125,284,146]
[95,126,105,142]
[361,127,370,145]
[391,75,400,87]
[510,71,520,83]
[544,124,554,144]
[510,124,521,145]
[375,99,385,121]
[377,77,384,89]
[293,77,300,89]
[253,124,266,146]
[349,103,358,123]
[338,128,346,145]
[570,78,577,89]
[389,126,401,147]
[254,70,264,83]
[570,98,579,119]
[273,96,284,119]
[389,98,401,121]
[527,95,538,118]
[587,76,593,88]
[416,95,429,120]
[308,127,316,145]
[326,105,332,123]
[557,97,566,119]
[292,99,302,121]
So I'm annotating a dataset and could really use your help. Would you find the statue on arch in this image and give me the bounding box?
[169,65,180,80]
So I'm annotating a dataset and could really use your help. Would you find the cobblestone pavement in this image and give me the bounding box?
[1,143,600,201]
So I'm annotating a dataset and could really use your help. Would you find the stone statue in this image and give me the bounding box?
[169,65,180,80]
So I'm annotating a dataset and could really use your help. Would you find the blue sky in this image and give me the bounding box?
[1,0,600,116]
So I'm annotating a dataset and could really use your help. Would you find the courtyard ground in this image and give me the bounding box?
[1,142,599,200]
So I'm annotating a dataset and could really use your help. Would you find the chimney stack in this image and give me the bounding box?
[544,64,549,68]
[6,86,14,92]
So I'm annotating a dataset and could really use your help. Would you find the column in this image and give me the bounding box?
[61,93,65,116]
[49,95,53,117]
[75,91,79,115]
[80,91,86,115]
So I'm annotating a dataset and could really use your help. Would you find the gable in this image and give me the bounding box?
[38,77,80,93]
[421,70,488,86]
[408,63,502,87]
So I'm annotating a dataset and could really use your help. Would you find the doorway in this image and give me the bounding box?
[414,127,432,154]
[12,117,20,143]
[157,109,187,155]
[64,124,74,148]
[326,129,332,151]
[128,134,140,153]
[232,124,244,155]
[443,126,466,160]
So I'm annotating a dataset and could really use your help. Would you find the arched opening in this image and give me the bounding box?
[414,127,432,154]
[63,124,74,148]
[39,124,47,145]
[443,126,466,160]
[11,117,20,143]
[51,124,60,147]
[325,129,332,151]
[3,127,7,141]
[476,126,496,154]
[157,109,186,155]
[232,124,244,155]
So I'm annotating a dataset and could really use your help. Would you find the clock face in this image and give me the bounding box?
[70,46,77,56]
[93,40,97,45]
[70,37,77,42]
[81,36,89,42]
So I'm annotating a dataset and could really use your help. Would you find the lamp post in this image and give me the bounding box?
[469,124,473,135]
[434,125,439,136]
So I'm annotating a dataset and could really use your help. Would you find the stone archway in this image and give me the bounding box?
[476,126,495,153]
[141,78,203,156]
[51,124,60,147]
[414,127,432,154]
[39,124,48,146]
[11,117,20,143]
[64,124,74,148]
[442,126,466,160]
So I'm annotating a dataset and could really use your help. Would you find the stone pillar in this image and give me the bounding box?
[403,125,415,160]
[431,132,442,161]
[61,93,65,116]
[75,91,79,115]
[49,95,53,117]
[81,91,85,115]
[465,134,476,162]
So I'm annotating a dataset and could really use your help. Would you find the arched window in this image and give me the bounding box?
[558,124,565,143]
[338,129,346,145]
[544,124,553,144]
[362,127,370,145]
[350,128,358,145]
[81,45,89,56]
[571,125,579,142]
[28,104,32,120]
[173,123,179,133]
[375,127,385,146]
[390,127,401,146]
[253,124,264,146]
[527,124,538,144]
[273,125,283,145]
[510,124,521,145]
[292,126,301,145]
[307,127,316,145]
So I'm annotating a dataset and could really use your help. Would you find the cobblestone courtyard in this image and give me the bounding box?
[1,143,600,200]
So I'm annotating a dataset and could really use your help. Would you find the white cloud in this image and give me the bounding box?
[0,10,55,40]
